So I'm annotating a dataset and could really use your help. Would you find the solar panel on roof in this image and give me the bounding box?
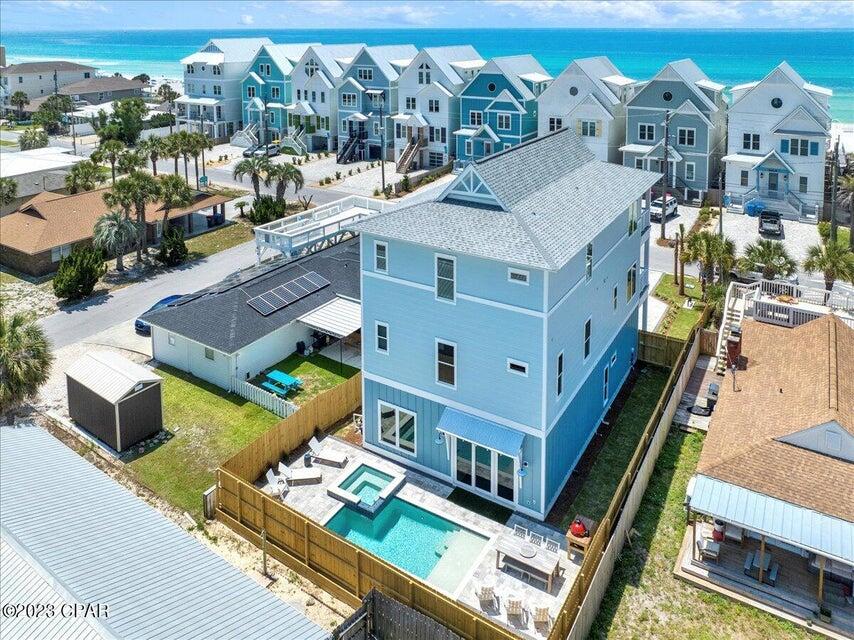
[303,272,331,288]
[272,285,298,304]
[246,271,331,316]
[247,297,278,316]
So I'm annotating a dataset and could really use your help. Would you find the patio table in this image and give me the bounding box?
[267,370,302,389]
[495,535,561,593]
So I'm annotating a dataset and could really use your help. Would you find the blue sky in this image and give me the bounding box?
[1,0,853,31]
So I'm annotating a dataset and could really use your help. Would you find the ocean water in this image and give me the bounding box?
[2,28,853,120]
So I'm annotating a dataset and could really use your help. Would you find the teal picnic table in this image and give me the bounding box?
[266,370,302,391]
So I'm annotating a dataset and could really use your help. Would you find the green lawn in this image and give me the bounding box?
[557,366,670,530]
[589,429,813,640]
[186,222,254,260]
[253,352,359,406]
[126,364,280,521]
[653,274,706,340]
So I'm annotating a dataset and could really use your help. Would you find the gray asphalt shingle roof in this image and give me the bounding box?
[142,239,360,353]
[0,425,328,640]
[352,129,661,270]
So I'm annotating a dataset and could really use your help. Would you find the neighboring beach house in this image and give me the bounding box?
[620,59,727,201]
[454,55,552,165]
[537,56,636,163]
[20,75,146,114]
[0,60,96,111]
[236,43,318,147]
[336,44,419,163]
[722,62,831,221]
[286,43,366,153]
[176,37,272,142]
[391,46,485,172]
[350,129,659,520]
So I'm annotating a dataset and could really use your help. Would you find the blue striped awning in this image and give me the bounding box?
[689,474,854,566]
[437,408,524,458]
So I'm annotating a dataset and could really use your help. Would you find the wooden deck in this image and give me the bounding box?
[675,527,854,639]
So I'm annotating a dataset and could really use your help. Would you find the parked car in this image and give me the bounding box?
[758,210,783,236]
[135,295,185,335]
[253,144,280,158]
[649,195,678,221]
[242,144,260,158]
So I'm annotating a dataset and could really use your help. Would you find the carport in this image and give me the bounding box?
[65,351,163,453]
[298,297,362,370]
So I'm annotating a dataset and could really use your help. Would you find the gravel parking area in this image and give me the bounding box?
[654,204,703,240]
[721,211,820,263]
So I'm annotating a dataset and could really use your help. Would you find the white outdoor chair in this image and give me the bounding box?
[279,461,322,485]
[308,436,348,467]
[513,524,528,539]
[264,468,287,498]
[528,532,544,547]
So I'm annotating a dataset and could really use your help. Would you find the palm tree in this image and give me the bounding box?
[117,149,146,176]
[837,174,854,250]
[0,311,53,413]
[194,132,213,185]
[64,160,103,194]
[156,84,179,134]
[93,139,126,184]
[94,210,138,272]
[266,162,305,209]
[161,134,181,175]
[737,239,797,281]
[175,130,194,184]
[233,156,271,200]
[802,241,854,292]
[0,177,17,207]
[126,172,162,263]
[157,173,193,227]
[10,91,29,120]
[682,231,735,299]
[102,179,135,219]
[139,136,163,176]
[187,133,203,189]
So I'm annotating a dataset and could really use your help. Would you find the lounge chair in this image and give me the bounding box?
[513,524,528,539]
[264,468,288,498]
[308,436,348,467]
[279,461,322,486]
[476,584,498,611]
[529,532,544,547]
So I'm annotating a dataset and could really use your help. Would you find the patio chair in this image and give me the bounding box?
[545,538,560,554]
[308,436,348,468]
[264,468,288,498]
[529,532,544,547]
[278,461,322,486]
[475,584,498,611]
[506,595,526,622]
[766,562,780,587]
[513,524,528,539]
[532,604,551,627]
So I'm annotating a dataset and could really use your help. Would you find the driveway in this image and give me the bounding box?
[721,211,819,264]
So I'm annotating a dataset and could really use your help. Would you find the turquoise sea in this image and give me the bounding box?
[2,28,853,120]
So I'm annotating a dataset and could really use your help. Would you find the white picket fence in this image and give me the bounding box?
[229,377,297,418]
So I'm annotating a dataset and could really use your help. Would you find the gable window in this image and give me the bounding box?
[357,68,373,82]
[677,127,695,146]
[204,347,215,361]
[379,402,416,455]
[246,86,256,98]
[799,176,808,193]
[507,359,529,377]
[548,117,563,132]
[376,322,389,353]
[740,170,749,187]
[556,352,564,397]
[374,241,388,273]
[436,340,456,387]
[638,123,655,141]
[469,111,483,126]
[663,91,673,102]
[497,113,511,130]
[405,96,416,110]
[487,82,496,92]
[583,319,591,360]
[417,63,431,85]
[581,120,597,137]
[613,285,618,310]
[435,255,456,302]
[585,242,593,279]
[685,162,695,181]
[743,133,760,151]
[341,92,356,108]
[305,59,318,77]
[508,267,529,285]
[626,263,637,301]
[428,99,439,113]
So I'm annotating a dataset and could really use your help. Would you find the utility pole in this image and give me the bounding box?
[660,110,671,241]
[678,223,686,296]
[673,229,679,285]
[379,90,386,197]
[718,170,724,237]
[830,136,840,244]
[55,69,77,154]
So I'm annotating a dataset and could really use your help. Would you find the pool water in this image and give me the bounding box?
[339,464,393,506]
[326,497,488,593]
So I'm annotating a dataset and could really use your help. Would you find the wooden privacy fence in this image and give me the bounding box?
[637,330,687,367]
[333,588,462,640]
[230,377,298,418]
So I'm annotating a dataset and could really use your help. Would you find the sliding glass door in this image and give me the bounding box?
[453,437,516,504]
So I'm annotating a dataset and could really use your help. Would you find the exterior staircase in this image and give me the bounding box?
[396,135,426,174]
[282,125,307,154]
[714,281,759,374]
[230,122,258,148]
[337,132,362,164]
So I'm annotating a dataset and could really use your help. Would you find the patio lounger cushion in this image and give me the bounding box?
[309,436,348,467]
[261,381,288,396]
[289,467,323,485]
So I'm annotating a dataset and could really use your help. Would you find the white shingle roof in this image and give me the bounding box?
[262,43,319,74]
[481,55,549,101]
[65,351,161,404]
[422,45,483,86]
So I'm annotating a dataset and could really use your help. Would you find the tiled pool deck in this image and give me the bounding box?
[256,435,582,639]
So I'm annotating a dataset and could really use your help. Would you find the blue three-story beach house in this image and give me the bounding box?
[454,55,552,165]
[352,129,660,519]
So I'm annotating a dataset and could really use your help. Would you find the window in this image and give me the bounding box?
[469,110,483,126]
[581,120,596,137]
[305,59,318,77]
[465,140,472,156]
[374,241,387,272]
[685,162,695,181]
[296,89,302,100]
[771,97,782,109]
[428,99,439,113]
[311,91,316,102]
[639,123,655,141]
[84,72,91,79]
[602,365,609,405]
[628,200,639,235]
[213,85,222,96]
[583,319,591,360]
[379,402,416,454]
[743,133,760,150]
[487,82,496,92]
[341,92,356,107]
[663,91,673,101]
[507,359,529,377]
[376,322,389,353]
[799,176,808,193]
[320,91,325,103]
[417,63,431,85]
[483,141,493,156]
[677,128,695,146]
[357,68,373,82]
[204,347,215,361]
[786,138,810,156]
[508,268,529,285]
[435,255,455,302]
[271,86,280,99]
[246,86,256,98]
[436,340,456,387]
[50,244,72,263]
[585,242,593,279]
[613,285,618,310]
[186,64,194,74]
[503,143,511,151]
[373,121,380,137]
[168,334,176,346]
[740,170,749,187]
[405,96,416,110]
[548,117,563,132]
[569,86,578,96]
[497,113,511,130]
[556,352,564,396]
[428,151,443,167]
[611,353,617,367]
[635,158,644,169]
[213,65,221,75]
[626,263,637,301]
[345,118,351,133]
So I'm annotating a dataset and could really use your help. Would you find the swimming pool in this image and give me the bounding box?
[326,497,488,593]
[338,464,393,506]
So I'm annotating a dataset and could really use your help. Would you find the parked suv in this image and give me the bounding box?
[253,144,280,158]
[242,144,260,158]
[649,195,678,221]
[758,210,783,236]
